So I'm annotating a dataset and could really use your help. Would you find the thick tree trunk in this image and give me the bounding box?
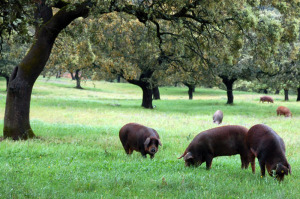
[3,1,91,139]
[275,89,280,95]
[141,85,153,108]
[153,86,160,100]
[183,83,195,100]
[188,86,194,100]
[4,67,35,140]
[117,75,121,83]
[284,89,289,101]
[75,69,83,89]
[297,87,300,101]
[220,76,237,104]
[126,70,154,109]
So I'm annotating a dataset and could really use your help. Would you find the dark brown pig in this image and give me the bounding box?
[178,125,249,169]
[246,124,291,181]
[119,123,162,159]
[260,96,274,103]
[213,110,223,125]
[277,106,292,117]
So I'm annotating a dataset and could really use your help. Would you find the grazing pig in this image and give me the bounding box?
[260,96,274,103]
[119,123,162,159]
[277,106,292,117]
[213,110,223,124]
[178,125,249,169]
[246,124,291,181]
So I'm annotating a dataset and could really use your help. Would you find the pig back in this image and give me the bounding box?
[260,96,273,102]
[213,110,223,124]
[277,106,291,116]
[190,125,248,157]
[247,124,286,157]
[119,123,158,150]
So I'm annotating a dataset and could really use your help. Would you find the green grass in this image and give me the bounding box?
[0,77,299,199]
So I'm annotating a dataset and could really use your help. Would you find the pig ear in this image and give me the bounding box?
[157,139,162,146]
[184,152,193,161]
[144,137,151,147]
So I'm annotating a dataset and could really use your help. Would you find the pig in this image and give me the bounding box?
[246,124,291,181]
[260,96,274,103]
[178,125,249,169]
[119,123,162,159]
[213,110,223,124]
[277,106,292,117]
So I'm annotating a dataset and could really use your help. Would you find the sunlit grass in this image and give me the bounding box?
[0,77,299,198]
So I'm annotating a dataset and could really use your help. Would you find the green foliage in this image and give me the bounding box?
[46,18,96,83]
[0,35,29,79]
[90,12,160,84]
[0,77,299,198]
[0,0,34,51]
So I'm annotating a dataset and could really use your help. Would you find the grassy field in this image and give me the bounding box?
[0,77,299,199]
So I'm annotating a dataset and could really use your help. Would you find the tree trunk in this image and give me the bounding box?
[284,89,289,101]
[126,70,154,109]
[75,69,83,89]
[220,76,237,104]
[117,75,121,83]
[141,85,153,108]
[70,72,75,80]
[153,86,160,100]
[188,86,194,100]
[3,1,91,140]
[297,87,300,101]
[263,89,268,94]
[4,67,36,140]
[275,89,280,94]
[183,83,195,100]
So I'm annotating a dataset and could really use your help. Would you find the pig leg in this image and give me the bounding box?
[240,154,249,169]
[248,152,256,173]
[205,155,213,170]
[150,154,155,159]
[124,146,133,155]
[259,159,266,177]
[128,148,133,155]
[140,150,147,158]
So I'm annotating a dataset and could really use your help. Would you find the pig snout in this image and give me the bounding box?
[148,144,158,154]
[150,147,157,153]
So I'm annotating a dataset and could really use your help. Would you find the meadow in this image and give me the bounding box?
[0,77,299,199]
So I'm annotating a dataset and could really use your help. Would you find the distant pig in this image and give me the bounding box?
[277,106,292,117]
[246,124,291,181]
[260,96,274,103]
[119,123,162,159]
[178,125,249,169]
[213,110,223,124]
